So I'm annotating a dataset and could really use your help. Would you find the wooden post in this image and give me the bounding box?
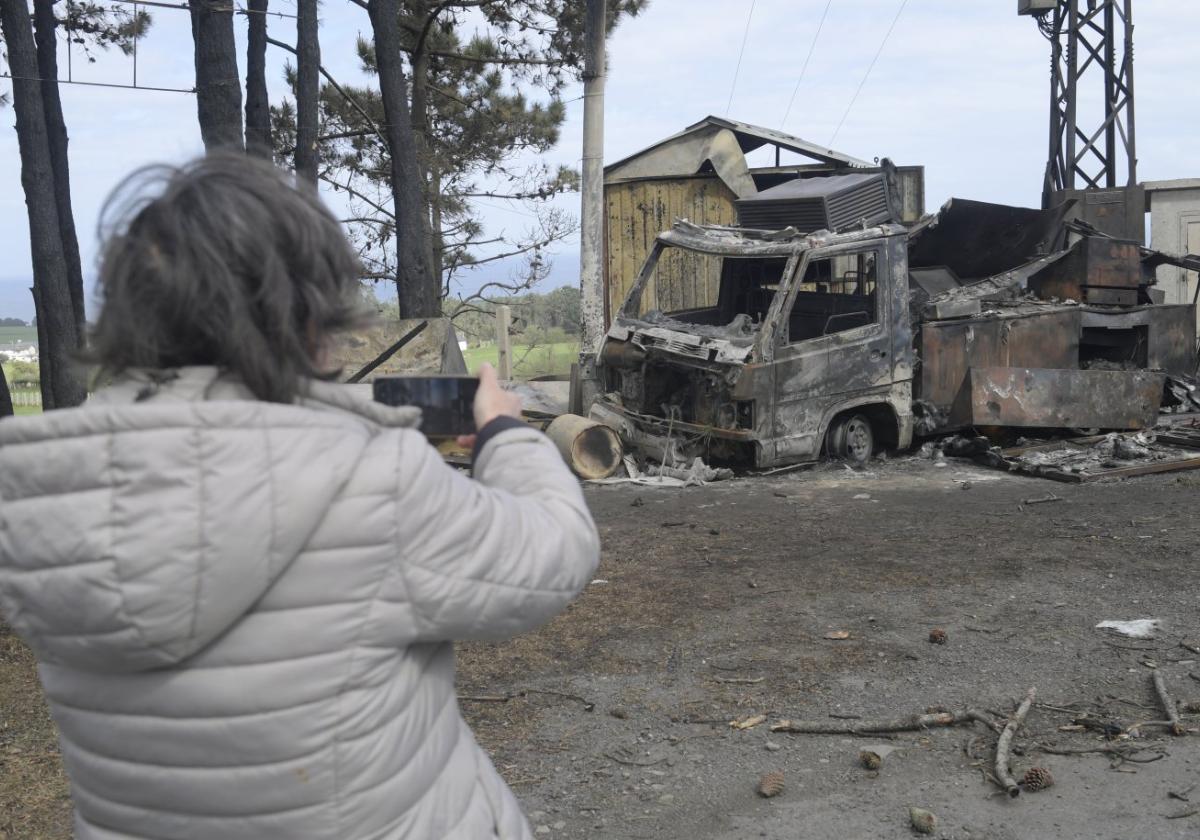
[495,305,512,380]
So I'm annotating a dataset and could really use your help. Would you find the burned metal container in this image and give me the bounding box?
[1028,237,1146,305]
[964,368,1164,430]
[1079,304,1197,373]
[907,198,1071,281]
[735,173,895,235]
[918,308,1082,429]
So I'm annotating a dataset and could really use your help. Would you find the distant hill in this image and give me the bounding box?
[0,326,38,345]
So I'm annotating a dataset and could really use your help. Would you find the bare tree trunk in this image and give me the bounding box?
[430,166,445,289]
[409,4,441,286]
[31,289,53,409]
[0,0,86,409]
[366,0,439,318]
[294,0,320,184]
[244,0,272,157]
[189,0,244,150]
[0,365,13,418]
[32,0,86,342]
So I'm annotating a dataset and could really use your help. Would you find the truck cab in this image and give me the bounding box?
[591,221,915,469]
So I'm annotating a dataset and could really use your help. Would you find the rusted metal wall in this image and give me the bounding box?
[966,367,1164,430]
[605,176,738,320]
[918,309,1082,420]
[1081,304,1198,375]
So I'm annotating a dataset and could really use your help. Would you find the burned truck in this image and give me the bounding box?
[589,177,1198,469]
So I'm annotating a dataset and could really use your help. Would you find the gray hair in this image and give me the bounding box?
[89,153,370,403]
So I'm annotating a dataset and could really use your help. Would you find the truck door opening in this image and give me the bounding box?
[785,251,880,343]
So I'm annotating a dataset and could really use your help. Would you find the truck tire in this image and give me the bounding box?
[828,413,874,466]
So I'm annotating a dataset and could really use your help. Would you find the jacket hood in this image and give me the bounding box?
[0,368,419,673]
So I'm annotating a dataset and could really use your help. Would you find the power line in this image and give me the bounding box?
[105,0,301,19]
[0,73,194,94]
[780,0,834,130]
[724,0,757,117]
[828,0,909,147]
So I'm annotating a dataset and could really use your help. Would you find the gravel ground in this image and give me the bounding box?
[459,457,1200,840]
[4,455,1200,838]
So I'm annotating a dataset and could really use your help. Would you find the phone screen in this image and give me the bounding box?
[373,376,479,438]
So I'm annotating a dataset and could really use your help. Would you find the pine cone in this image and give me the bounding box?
[928,628,947,645]
[757,771,785,798]
[909,807,937,834]
[1021,766,1054,792]
[859,749,882,770]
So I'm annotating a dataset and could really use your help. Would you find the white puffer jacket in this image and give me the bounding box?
[0,367,598,840]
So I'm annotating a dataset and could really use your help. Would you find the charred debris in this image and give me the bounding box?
[588,178,1200,478]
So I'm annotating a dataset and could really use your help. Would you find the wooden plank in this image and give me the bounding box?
[1076,455,1200,482]
[1001,435,1110,457]
[1155,432,1200,450]
[605,185,623,319]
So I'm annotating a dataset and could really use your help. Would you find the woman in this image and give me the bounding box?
[0,154,599,839]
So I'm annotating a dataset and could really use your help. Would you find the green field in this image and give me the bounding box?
[0,327,37,345]
[462,341,579,379]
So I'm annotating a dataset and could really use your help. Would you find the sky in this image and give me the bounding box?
[2,0,1199,322]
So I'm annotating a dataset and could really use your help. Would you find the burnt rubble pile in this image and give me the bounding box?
[931,428,1200,483]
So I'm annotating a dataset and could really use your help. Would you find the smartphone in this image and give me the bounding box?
[373,375,479,438]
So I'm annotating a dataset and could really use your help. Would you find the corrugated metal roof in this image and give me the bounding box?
[739,171,882,201]
[605,115,872,174]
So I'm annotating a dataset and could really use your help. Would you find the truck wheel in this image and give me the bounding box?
[829,413,874,465]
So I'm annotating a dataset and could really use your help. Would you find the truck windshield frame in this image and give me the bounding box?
[617,241,797,330]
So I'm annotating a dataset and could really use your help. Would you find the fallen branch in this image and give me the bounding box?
[770,708,998,735]
[603,752,667,767]
[1169,784,1197,802]
[1153,672,1186,736]
[1126,719,1191,736]
[1167,807,1200,820]
[458,688,595,712]
[522,689,595,712]
[1036,702,1092,715]
[995,687,1037,797]
[1035,744,1166,761]
[1022,493,1063,505]
[712,676,765,685]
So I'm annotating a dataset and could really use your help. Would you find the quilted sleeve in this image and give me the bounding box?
[393,424,599,642]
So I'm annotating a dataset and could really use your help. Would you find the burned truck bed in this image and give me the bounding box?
[911,199,1196,434]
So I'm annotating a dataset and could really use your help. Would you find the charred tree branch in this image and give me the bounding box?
[995,688,1037,798]
[1153,672,1186,736]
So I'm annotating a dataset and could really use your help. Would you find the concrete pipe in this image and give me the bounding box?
[546,414,623,480]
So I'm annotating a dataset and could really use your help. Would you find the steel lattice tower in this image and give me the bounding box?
[1035,0,1137,207]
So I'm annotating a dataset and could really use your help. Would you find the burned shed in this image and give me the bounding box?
[603,116,924,324]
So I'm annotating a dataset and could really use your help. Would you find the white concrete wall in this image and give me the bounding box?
[1147,182,1200,335]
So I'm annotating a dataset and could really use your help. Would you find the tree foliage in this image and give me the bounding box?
[271,0,646,317]
[442,284,580,344]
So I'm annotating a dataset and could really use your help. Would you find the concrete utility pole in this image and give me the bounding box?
[578,0,606,403]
